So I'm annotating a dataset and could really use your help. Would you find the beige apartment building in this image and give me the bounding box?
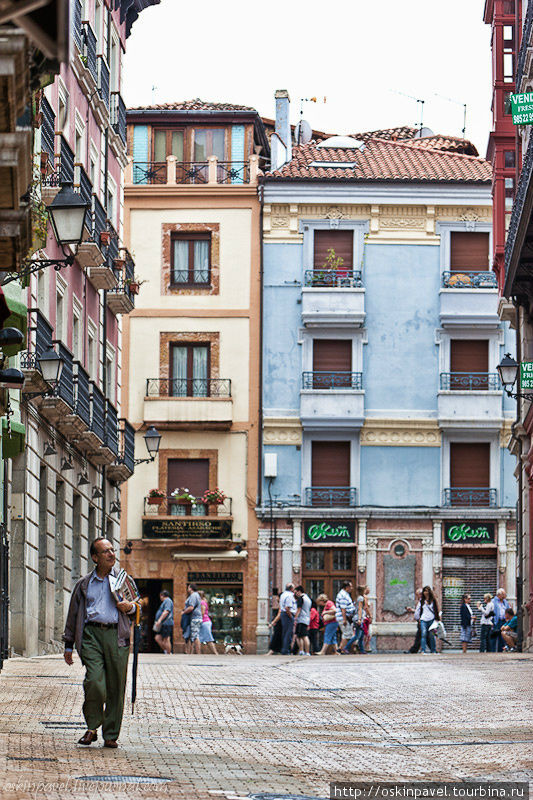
[122,100,269,652]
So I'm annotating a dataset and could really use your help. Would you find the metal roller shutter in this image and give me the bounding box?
[450,232,489,271]
[313,230,354,268]
[311,441,350,487]
[441,553,498,649]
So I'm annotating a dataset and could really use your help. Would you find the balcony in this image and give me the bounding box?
[142,496,233,542]
[439,271,499,328]
[74,163,92,204]
[438,373,503,428]
[86,221,119,290]
[81,21,97,85]
[126,154,260,187]
[20,310,53,395]
[97,56,109,110]
[107,419,135,484]
[304,487,358,507]
[106,280,135,315]
[110,92,126,147]
[442,488,498,508]
[144,378,233,429]
[55,361,91,437]
[76,194,108,270]
[301,371,364,429]
[77,382,105,458]
[39,343,74,423]
[302,270,365,327]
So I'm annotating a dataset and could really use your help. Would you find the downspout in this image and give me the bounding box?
[258,181,264,509]
[101,120,109,536]
[513,299,524,648]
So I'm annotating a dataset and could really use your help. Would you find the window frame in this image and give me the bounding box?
[191,127,227,161]
[152,127,185,163]
[169,342,211,397]
[170,233,212,287]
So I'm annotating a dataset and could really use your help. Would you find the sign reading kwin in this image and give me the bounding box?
[304,520,355,543]
[444,522,495,544]
[521,361,533,389]
[511,92,533,125]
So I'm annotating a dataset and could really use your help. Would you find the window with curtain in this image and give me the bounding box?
[153,129,184,162]
[170,344,210,397]
[171,234,211,286]
[193,129,225,161]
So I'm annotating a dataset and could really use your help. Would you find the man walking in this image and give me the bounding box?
[184,583,202,654]
[63,538,137,748]
[279,582,296,655]
[335,580,355,653]
[294,585,312,656]
[154,589,174,654]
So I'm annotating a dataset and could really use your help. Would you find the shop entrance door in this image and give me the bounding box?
[302,547,356,602]
[187,574,243,646]
[441,553,497,649]
[136,578,173,653]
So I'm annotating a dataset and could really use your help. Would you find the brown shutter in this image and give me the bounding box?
[313,340,352,371]
[450,232,489,271]
[450,443,490,487]
[167,459,210,496]
[450,340,488,373]
[313,230,353,268]
[311,442,350,486]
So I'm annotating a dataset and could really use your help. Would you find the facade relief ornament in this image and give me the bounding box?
[325,206,346,220]
[380,217,425,230]
[271,215,290,229]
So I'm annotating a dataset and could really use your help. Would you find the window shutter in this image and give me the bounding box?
[450,232,489,271]
[167,459,210,496]
[313,340,352,372]
[230,125,245,184]
[450,443,490,488]
[132,125,149,184]
[450,341,488,372]
[313,230,353,268]
[311,441,350,486]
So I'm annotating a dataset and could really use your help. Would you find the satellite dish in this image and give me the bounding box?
[414,126,434,139]
[294,119,312,145]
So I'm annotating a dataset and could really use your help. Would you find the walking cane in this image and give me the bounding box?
[131,602,141,714]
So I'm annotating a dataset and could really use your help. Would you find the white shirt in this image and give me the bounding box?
[415,601,436,622]
[479,601,494,626]
[279,590,296,615]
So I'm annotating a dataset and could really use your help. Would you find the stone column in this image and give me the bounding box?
[166,155,176,184]
[358,519,367,575]
[208,155,218,184]
[506,528,517,608]
[366,536,378,619]
[432,520,442,576]
[422,536,434,586]
[280,529,294,589]
[497,519,508,590]
[292,519,301,574]
[256,530,271,653]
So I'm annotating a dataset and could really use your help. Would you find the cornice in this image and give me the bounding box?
[361,418,441,447]
[263,417,302,446]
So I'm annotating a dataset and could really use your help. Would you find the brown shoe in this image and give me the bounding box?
[78,730,97,745]
[103,740,118,748]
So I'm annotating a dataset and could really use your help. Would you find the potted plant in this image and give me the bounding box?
[100,230,111,247]
[170,487,196,505]
[125,275,146,295]
[113,256,126,270]
[147,488,166,506]
[201,488,226,506]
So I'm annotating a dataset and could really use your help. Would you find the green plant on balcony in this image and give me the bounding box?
[170,487,196,504]
[314,248,344,285]
[124,275,146,295]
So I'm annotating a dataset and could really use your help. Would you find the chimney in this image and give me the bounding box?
[272,89,291,170]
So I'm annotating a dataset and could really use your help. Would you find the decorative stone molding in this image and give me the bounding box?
[361,419,441,447]
[436,206,491,220]
[161,222,220,296]
[160,332,220,382]
[263,417,302,446]
[271,215,290,228]
[500,420,514,448]
[366,536,378,549]
[380,217,426,230]
[325,206,346,220]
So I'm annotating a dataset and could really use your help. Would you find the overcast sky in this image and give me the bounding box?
[124,0,492,156]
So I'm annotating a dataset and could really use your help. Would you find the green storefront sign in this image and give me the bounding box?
[444,522,495,544]
[304,520,355,543]
[521,361,533,389]
[510,92,533,125]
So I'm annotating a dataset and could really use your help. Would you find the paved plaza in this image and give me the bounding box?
[0,652,531,800]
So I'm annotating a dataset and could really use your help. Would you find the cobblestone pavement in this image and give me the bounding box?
[0,652,531,800]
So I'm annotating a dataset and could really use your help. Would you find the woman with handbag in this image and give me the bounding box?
[414,585,439,654]
[317,593,338,655]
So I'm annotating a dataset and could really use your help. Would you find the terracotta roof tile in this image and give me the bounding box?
[127,98,257,113]
[266,138,491,183]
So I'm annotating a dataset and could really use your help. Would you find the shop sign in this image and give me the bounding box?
[444,522,495,544]
[303,520,355,544]
[142,518,232,539]
[188,572,243,584]
[520,361,533,389]
[510,92,533,125]
[443,576,464,599]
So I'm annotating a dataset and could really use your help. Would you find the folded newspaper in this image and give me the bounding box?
[109,568,140,604]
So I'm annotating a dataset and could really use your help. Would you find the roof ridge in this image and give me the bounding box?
[368,137,488,163]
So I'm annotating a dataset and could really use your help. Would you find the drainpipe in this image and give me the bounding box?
[100,123,109,537]
[258,181,264,509]
[513,299,524,649]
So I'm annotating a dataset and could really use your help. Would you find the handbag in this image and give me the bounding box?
[152,620,161,632]
[323,610,336,623]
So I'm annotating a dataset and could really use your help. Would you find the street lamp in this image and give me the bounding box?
[497,353,533,400]
[38,346,63,389]
[2,182,89,287]
[48,182,88,247]
[134,425,162,465]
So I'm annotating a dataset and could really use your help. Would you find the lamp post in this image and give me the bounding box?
[497,353,533,400]
[37,346,63,389]
[1,182,89,287]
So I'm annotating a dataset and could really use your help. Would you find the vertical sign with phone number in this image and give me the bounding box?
[521,361,533,389]
[511,92,533,125]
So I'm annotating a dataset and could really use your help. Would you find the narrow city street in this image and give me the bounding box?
[0,652,531,800]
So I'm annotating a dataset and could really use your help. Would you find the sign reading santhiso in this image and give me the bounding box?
[444,522,495,544]
[521,361,533,389]
[510,92,533,125]
[142,518,232,539]
[304,520,355,544]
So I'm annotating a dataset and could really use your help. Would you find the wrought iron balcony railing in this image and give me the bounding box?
[90,382,105,442]
[130,157,260,186]
[132,161,167,185]
[97,55,110,109]
[442,488,497,508]
[440,373,500,391]
[171,269,210,286]
[52,342,74,409]
[105,400,119,455]
[217,161,249,184]
[304,269,362,288]
[516,1,533,89]
[59,136,74,185]
[146,378,231,398]
[74,164,92,204]
[72,0,82,52]
[144,495,233,517]
[110,92,126,146]
[505,129,533,283]
[120,419,135,473]
[175,162,209,184]
[92,194,107,242]
[73,363,91,426]
[304,487,358,507]
[441,271,497,289]
[28,309,53,357]
[81,21,98,83]
[302,371,363,390]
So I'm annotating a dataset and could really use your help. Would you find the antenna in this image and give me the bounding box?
[388,89,426,130]
[433,92,468,138]
[151,85,158,103]
[296,97,327,145]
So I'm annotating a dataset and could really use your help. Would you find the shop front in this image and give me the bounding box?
[187,571,243,646]
[441,520,498,649]
[301,520,357,601]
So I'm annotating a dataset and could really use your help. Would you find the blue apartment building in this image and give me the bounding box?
[255,92,517,651]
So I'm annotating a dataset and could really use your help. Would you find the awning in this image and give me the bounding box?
[2,419,25,459]
[1,289,27,357]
